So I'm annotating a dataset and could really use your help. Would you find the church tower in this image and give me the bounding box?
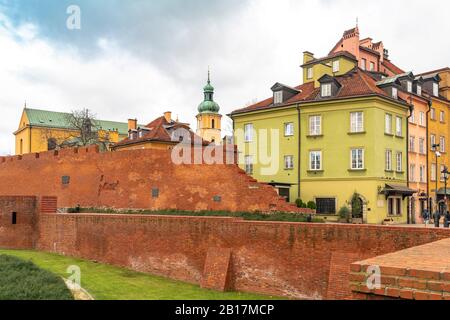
[196,70,222,144]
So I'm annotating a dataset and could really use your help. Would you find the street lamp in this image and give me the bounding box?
[442,166,449,222]
[432,144,441,213]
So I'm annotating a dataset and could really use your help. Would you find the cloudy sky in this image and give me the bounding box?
[0,0,449,155]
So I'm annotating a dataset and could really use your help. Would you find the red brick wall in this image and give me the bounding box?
[0,196,37,249]
[35,213,450,299]
[0,147,305,213]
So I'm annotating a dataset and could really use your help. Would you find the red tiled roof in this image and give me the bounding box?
[231,68,406,115]
[113,116,209,148]
[417,67,450,77]
[381,59,405,75]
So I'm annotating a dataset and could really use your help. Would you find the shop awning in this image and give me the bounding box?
[380,184,417,199]
[436,188,450,196]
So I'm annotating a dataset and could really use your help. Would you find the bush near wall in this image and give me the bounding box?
[0,255,74,300]
[64,208,324,223]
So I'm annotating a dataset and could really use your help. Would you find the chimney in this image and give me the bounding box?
[128,118,137,131]
[164,111,172,123]
[303,51,315,64]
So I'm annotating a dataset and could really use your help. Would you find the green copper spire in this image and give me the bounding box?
[198,69,220,114]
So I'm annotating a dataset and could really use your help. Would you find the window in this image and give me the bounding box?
[419,111,425,126]
[284,122,294,136]
[430,134,436,150]
[407,81,412,93]
[440,136,446,153]
[441,165,446,182]
[396,116,402,136]
[47,138,57,151]
[321,83,332,97]
[332,60,340,73]
[350,112,364,133]
[361,58,366,70]
[274,91,283,104]
[440,111,445,123]
[409,164,416,182]
[392,87,398,99]
[419,138,425,154]
[244,155,253,174]
[433,82,439,97]
[431,108,436,120]
[316,198,336,214]
[307,67,313,79]
[396,152,403,172]
[369,62,375,71]
[431,163,437,182]
[388,197,402,216]
[284,155,294,170]
[409,111,415,124]
[420,165,426,183]
[417,85,422,96]
[12,212,17,225]
[244,124,253,142]
[309,116,322,136]
[309,151,322,171]
[351,149,364,170]
[409,136,415,152]
[385,114,392,134]
[212,119,215,129]
[385,150,392,171]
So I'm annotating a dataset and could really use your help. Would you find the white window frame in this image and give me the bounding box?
[309,116,322,136]
[332,60,340,73]
[244,124,254,142]
[409,164,416,182]
[392,87,398,99]
[350,148,364,170]
[407,81,413,93]
[284,122,294,136]
[396,116,402,136]
[419,138,425,154]
[409,110,415,124]
[430,134,436,150]
[431,108,436,120]
[244,155,253,174]
[385,114,392,134]
[360,58,366,70]
[440,136,446,153]
[284,155,294,170]
[431,163,437,182]
[307,67,313,79]
[321,83,332,97]
[350,112,364,133]
[409,136,415,152]
[274,91,283,104]
[420,165,425,183]
[419,111,425,126]
[385,149,392,171]
[433,82,439,97]
[417,85,422,96]
[309,151,322,171]
[396,152,403,172]
[441,165,446,182]
[369,62,375,71]
[440,111,445,123]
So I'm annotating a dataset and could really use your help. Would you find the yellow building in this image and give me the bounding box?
[14,108,127,155]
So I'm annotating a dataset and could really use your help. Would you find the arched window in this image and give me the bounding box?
[212,119,215,129]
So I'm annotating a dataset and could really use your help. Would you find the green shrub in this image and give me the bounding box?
[306,201,317,210]
[338,206,351,222]
[295,199,307,208]
[0,255,74,300]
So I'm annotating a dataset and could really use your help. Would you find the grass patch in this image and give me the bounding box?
[0,250,282,300]
[66,207,324,223]
[0,254,73,300]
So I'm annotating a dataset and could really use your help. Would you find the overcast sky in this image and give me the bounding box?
[0,0,449,155]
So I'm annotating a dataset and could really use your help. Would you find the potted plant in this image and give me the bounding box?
[338,206,351,223]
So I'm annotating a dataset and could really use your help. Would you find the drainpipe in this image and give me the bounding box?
[29,126,32,153]
[297,104,301,200]
[426,100,432,213]
[406,97,412,224]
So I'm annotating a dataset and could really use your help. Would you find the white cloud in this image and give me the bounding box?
[0,0,448,155]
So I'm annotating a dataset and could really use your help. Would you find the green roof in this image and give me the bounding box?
[24,108,130,135]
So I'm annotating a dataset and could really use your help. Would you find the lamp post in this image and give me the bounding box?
[432,144,441,214]
[442,166,449,227]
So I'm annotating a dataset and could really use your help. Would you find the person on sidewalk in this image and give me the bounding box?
[422,209,430,227]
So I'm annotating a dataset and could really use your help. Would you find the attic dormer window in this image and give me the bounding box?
[274,91,283,104]
[407,81,412,93]
[332,60,340,73]
[417,85,422,96]
[392,87,398,99]
[433,83,439,97]
[321,83,332,97]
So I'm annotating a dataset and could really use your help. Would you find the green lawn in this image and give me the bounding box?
[0,250,280,300]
